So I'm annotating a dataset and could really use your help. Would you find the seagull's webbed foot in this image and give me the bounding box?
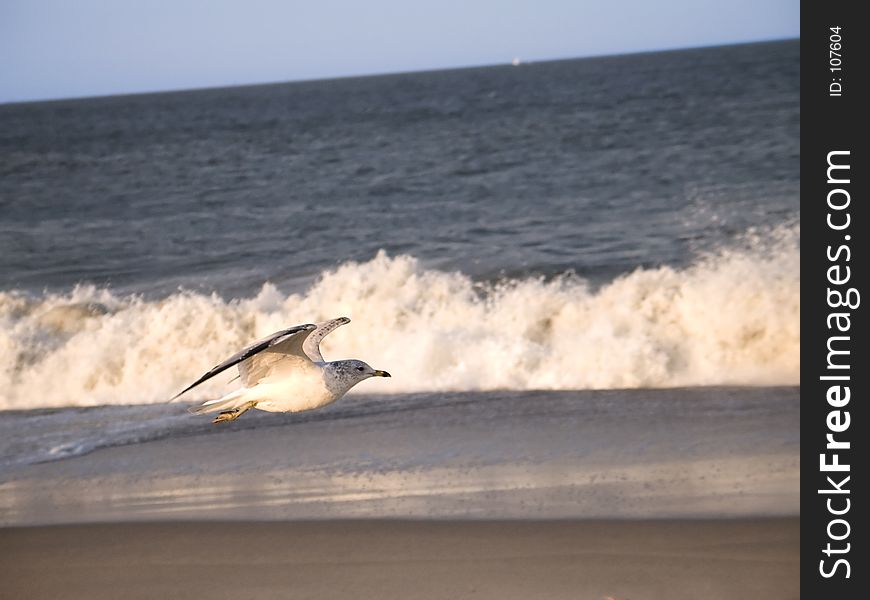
[212,401,257,424]
[213,410,240,424]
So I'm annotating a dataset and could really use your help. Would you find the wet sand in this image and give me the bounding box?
[1,389,800,525]
[1,519,798,600]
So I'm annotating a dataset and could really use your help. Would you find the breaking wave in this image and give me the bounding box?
[0,225,799,409]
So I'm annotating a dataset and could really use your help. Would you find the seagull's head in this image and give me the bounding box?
[329,360,391,391]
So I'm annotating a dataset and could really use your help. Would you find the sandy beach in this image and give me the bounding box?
[1,519,798,600]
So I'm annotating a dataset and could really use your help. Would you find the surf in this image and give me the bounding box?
[0,224,799,409]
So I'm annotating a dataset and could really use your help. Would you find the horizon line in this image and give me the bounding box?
[1,36,798,107]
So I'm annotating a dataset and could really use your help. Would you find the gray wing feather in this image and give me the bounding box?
[302,317,351,362]
[170,324,316,400]
[238,327,317,385]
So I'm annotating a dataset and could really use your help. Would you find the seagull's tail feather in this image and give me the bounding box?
[188,390,253,415]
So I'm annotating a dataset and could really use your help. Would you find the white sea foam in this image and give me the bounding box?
[0,225,799,409]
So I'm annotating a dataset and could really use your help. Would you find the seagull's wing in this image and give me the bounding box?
[237,323,323,385]
[302,317,351,362]
[170,324,316,400]
[238,317,351,385]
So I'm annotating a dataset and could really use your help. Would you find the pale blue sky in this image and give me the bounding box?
[1,0,798,103]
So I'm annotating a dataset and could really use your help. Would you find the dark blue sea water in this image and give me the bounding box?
[1,40,798,296]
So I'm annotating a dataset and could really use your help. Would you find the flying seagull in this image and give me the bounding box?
[172,317,390,423]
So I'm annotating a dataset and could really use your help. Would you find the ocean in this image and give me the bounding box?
[0,40,798,520]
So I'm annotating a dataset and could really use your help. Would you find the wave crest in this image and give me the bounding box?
[0,226,799,409]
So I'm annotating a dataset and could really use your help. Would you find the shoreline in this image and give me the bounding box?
[1,388,800,526]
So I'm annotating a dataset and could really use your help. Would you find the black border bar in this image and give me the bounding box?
[802,3,866,596]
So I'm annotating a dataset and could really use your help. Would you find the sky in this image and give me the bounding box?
[1,0,799,103]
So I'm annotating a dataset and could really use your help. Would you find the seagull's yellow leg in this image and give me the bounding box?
[212,401,258,424]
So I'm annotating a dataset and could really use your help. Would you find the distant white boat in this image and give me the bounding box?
[511,57,521,66]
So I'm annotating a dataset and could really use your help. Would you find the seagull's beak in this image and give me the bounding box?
[372,370,391,378]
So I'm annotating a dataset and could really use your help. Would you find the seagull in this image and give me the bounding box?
[171,317,390,423]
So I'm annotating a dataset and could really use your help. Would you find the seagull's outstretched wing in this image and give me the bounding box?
[237,322,325,385]
[170,324,316,400]
[303,317,351,362]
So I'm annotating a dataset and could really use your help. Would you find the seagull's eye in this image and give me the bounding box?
[356,366,365,372]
